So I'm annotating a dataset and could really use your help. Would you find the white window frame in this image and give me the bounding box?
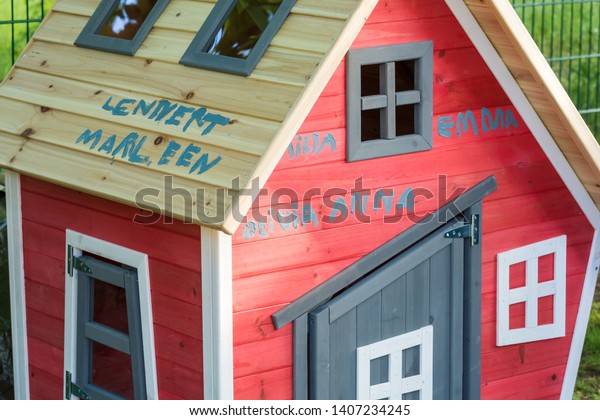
[497,236,567,346]
[4,171,29,399]
[357,325,433,400]
[64,230,158,399]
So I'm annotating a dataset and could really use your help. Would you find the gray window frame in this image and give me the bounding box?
[76,255,146,400]
[346,41,434,162]
[179,0,297,76]
[75,0,171,56]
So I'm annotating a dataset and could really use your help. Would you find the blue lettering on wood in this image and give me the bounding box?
[438,106,519,138]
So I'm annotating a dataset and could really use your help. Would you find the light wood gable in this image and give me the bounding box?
[0,0,378,233]
[462,0,600,210]
[2,0,599,235]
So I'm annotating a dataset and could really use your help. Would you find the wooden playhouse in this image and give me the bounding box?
[0,0,599,400]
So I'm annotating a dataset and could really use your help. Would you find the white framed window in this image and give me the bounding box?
[64,230,158,399]
[356,326,433,400]
[496,236,567,346]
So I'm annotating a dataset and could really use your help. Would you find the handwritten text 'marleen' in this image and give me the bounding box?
[73,96,230,176]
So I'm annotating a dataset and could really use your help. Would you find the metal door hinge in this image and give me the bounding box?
[65,371,90,400]
[444,214,480,247]
[67,245,92,277]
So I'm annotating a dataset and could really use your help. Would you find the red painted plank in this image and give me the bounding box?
[153,324,203,374]
[232,257,358,309]
[21,175,200,239]
[367,0,453,23]
[149,258,201,307]
[27,336,63,379]
[29,365,62,400]
[152,293,202,341]
[353,16,472,51]
[25,278,64,320]
[22,220,64,261]
[23,249,64,291]
[481,364,565,399]
[481,337,572,384]
[234,335,293,379]
[156,357,203,400]
[26,307,64,350]
[233,305,292,346]
[234,367,293,400]
[21,190,201,272]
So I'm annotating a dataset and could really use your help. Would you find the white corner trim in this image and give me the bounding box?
[497,236,567,346]
[444,0,600,230]
[64,230,158,400]
[201,226,233,400]
[5,171,29,400]
[561,228,600,399]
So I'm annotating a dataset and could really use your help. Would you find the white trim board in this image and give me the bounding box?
[561,228,600,399]
[64,230,158,400]
[201,226,233,400]
[444,0,600,230]
[5,171,29,399]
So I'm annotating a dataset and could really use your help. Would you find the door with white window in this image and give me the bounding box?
[308,219,472,400]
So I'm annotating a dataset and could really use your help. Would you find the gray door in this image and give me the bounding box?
[309,220,466,400]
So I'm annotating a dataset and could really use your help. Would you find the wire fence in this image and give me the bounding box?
[511,0,600,139]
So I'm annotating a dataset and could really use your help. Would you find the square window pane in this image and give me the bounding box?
[361,108,382,141]
[93,279,129,334]
[402,390,420,400]
[395,60,415,91]
[361,64,382,97]
[91,341,134,399]
[538,253,555,283]
[370,355,389,386]
[395,105,415,136]
[402,345,420,378]
[509,302,526,330]
[206,0,284,59]
[538,295,554,326]
[97,0,159,40]
[509,261,527,289]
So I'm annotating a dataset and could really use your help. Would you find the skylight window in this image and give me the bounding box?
[75,0,170,56]
[180,0,297,76]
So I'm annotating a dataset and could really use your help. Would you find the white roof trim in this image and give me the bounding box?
[445,0,600,229]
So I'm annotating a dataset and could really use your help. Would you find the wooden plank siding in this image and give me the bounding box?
[231,0,595,400]
[0,0,369,230]
[20,176,204,400]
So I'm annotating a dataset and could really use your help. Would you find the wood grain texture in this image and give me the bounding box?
[230,0,596,400]
[0,0,369,231]
[21,176,204,400]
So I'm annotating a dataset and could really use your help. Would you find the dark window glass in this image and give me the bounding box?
[97,0,159,41]
[93,279,129,334]
[91,341,134,399]
[361,64,381,97]
[396,104,415,136]
[361,108,381,141]
[206,0,284,59]
[395,60,415,91]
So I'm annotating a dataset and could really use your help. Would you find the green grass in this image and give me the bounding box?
[0,0,54,81]
[574,300,600,399]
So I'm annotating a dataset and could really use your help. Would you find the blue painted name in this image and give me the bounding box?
[288,132,337,160]
[101,97,230,135]
[438,106,519,138]
[73,96,230,176]
[75,129,222,175]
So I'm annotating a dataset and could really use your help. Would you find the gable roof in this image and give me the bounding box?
[0,0,378,233]
[0,0,598,234]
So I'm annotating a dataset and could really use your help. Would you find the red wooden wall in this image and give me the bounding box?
[21,176,203,400]
[231,0,594,399]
